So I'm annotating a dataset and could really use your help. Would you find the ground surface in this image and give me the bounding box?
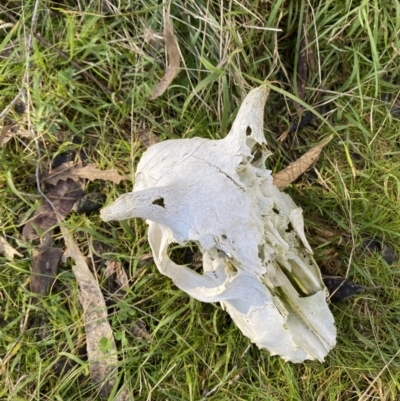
[1,1,400,400]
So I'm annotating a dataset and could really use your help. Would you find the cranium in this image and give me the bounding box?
[101,86,336,362]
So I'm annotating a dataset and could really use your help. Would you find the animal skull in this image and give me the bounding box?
[101,86,336,362]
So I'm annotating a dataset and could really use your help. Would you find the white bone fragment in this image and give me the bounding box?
[101,86,336,362]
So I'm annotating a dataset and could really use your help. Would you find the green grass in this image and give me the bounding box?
[1,0,400,400]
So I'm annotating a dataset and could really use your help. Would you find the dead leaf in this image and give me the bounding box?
[137,129,159,148]
[43,162,126,186]
[0,236,23,259]
[74,165,125,184]
[22,179,84,240]
[149,6,181,99]
[288,111,314,136]
[129,320,151,341]
[273,134,333,189]
[363,237,399,265]
[72,192,105,214]
[42,161,75,185]
[323,276,366,302]
[61,225,118,399]
[104,260,129,290]
[0,121,32,146]
[30,247,62,298]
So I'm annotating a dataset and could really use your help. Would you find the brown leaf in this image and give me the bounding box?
[30,247,62,298]
[61,226,118,399]
[74,165,126,184]
[273,134,333,189]
[0,237,22,260]
[129,320,151,342]
[149,6,181,99]
[323,276,366,302]
[0,121,32,146]
[43,162,126,186]
[72,192,105,214]
[137,129,159,149]
[22,179,84,240]
[42,161,75,186]
[104,260,129,291]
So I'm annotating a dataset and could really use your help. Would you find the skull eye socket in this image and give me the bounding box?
[167,242,202,271]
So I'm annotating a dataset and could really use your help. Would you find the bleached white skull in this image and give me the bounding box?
[101,86,336,362]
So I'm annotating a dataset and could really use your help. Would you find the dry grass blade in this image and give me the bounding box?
[61,225,118,399]
[149,5,181,99]
[273,134,333,189]
[0,236,22,259]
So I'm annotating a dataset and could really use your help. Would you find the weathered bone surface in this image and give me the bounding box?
[101,86,336,362]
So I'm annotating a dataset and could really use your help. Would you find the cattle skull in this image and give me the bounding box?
[101,86,336,362]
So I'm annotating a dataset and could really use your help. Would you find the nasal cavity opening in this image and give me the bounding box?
[246,126,252,136]
[152,197,165,208]
[285,222,294,233]
[251,144,262,163]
